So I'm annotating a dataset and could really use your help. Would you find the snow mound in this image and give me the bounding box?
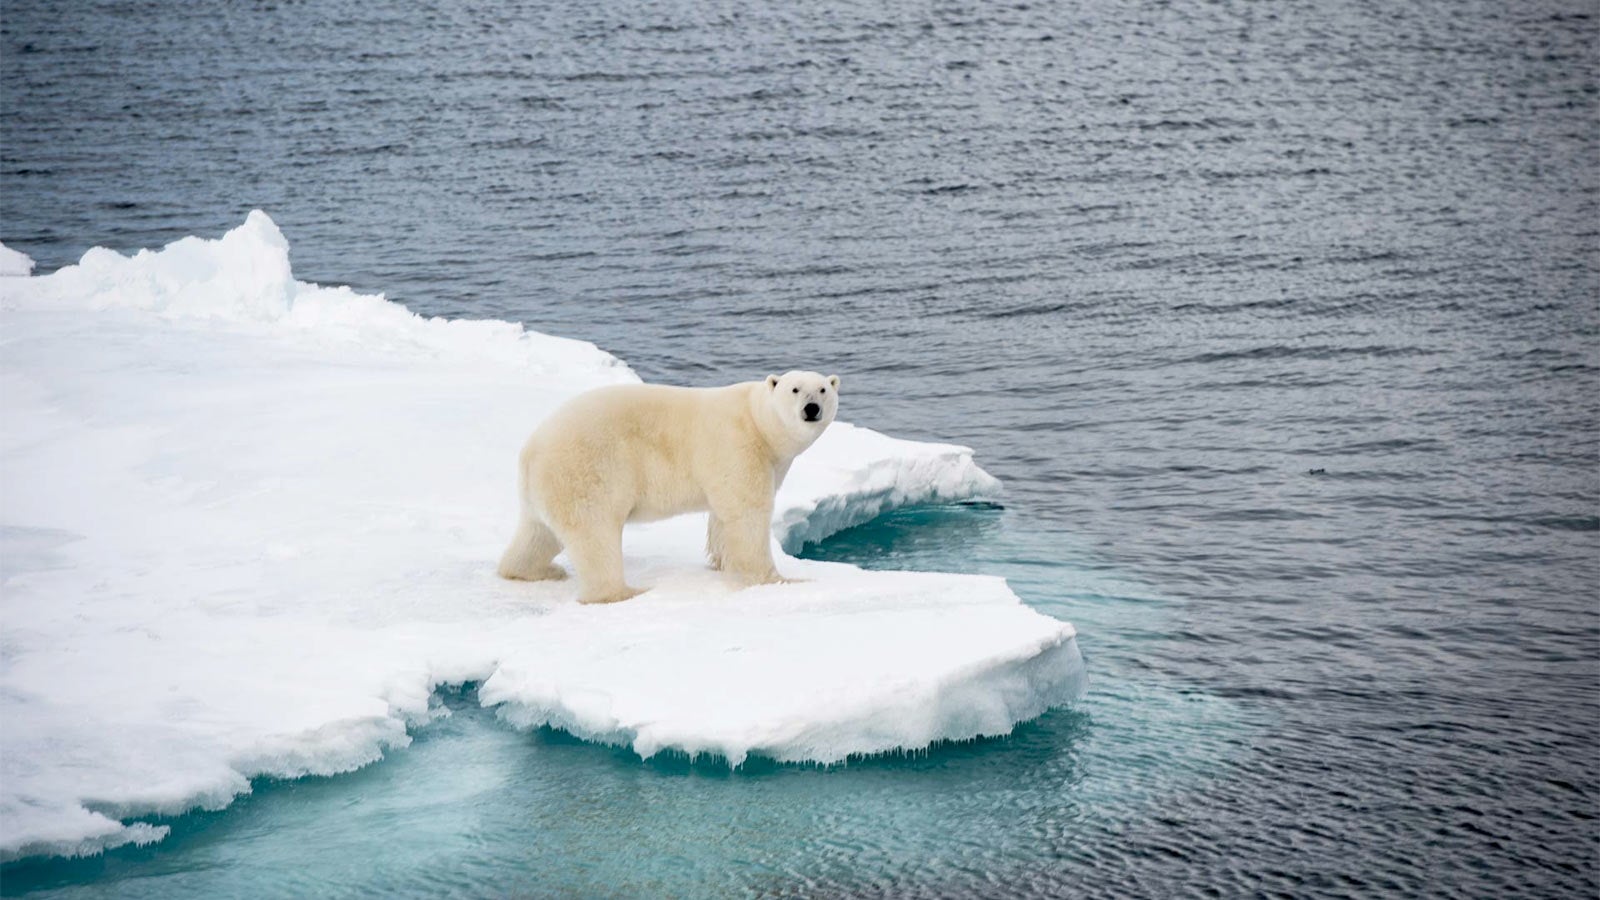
[0,242,34,277]
[0,214,1084,862]
[4,210,630,376]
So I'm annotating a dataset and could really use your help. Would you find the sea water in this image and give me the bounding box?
[2,0,1596,896]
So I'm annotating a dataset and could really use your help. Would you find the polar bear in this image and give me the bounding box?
[497,370,841,604]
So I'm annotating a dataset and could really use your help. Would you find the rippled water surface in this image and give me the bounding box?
[3,0,1598,896]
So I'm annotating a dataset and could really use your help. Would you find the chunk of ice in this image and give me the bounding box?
[0,241,34,277]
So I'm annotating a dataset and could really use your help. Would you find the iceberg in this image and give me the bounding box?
[0,216,1085,862]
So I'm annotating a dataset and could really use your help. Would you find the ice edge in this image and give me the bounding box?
[492,622,1085,770]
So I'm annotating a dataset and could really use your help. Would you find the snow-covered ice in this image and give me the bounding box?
[0,242,34,277]
[0,214,1085,862]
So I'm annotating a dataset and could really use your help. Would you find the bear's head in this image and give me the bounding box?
[763,370,840,446]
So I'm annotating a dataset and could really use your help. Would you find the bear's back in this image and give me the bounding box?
[531,382,763,467]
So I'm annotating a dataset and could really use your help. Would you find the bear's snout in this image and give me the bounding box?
[803,402,821,421]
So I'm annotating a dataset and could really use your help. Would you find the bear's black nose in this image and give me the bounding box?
[803,402,821,420]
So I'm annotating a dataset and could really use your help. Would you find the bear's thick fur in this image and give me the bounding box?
[498,370,840,603]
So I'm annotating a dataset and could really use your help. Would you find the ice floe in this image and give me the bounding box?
[0,214,1084,861]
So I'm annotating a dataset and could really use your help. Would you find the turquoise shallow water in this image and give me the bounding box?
[3,508,1230,898]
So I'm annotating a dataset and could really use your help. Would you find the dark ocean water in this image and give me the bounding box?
[3,0,1598,896]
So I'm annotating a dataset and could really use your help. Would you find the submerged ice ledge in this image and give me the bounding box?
[0,216,1084,862]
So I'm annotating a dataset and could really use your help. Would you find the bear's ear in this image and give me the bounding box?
[767,374,780,389]
[828,374,840,391]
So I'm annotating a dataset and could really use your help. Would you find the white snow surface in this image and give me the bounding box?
[0,214,1085,862]
[0,242,35,277]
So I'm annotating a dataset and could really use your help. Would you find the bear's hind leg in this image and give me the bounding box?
[706,513,726,571]
[497,517,567,582]
[557,519,644,604]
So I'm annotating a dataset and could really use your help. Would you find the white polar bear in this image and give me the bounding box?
[497,370,841,604]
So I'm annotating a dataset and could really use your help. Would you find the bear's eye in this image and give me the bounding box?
[820,387,827,394]
[792,387,799,394]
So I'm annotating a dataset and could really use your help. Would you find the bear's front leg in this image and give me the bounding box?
[717,509,784,586]
[705,467,790,588]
